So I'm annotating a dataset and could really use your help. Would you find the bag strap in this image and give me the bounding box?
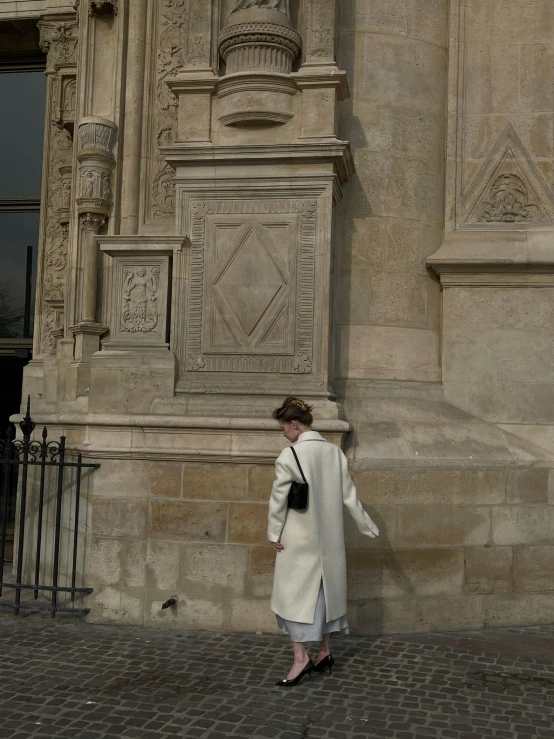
[290,446,307,483]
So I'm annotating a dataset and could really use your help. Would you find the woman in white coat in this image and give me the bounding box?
[268,397,379,687]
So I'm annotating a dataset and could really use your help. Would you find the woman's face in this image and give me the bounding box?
[279,420,306,443]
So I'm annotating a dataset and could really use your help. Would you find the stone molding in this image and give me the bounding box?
[428,229,554,287]
[217,73,297,126]
[162,141,354,183]
[19,412,350,463]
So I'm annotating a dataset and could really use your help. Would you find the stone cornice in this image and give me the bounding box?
[162,141,355,182]
[427,228,554,279]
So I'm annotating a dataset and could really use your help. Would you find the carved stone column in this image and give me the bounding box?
[75,116,117,324]
[64,118,116,402]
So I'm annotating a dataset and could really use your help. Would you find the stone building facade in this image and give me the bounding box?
[2,0,554,633]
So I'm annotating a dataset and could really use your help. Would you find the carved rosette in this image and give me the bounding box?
[77,117,117,219]
[217,9,301,126]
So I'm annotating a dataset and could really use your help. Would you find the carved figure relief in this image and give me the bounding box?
[63,79,76,113]
[232,0,290,13]
[477,174,540,223]
[122,267,160,333]
[78,168,112,202]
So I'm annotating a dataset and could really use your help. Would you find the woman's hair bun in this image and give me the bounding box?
[283,396,313,413]
[273,396,314,425]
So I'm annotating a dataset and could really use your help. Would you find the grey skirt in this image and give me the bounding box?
[276,581,349,643]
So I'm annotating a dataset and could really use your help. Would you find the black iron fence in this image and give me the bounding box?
[0,399,99,616]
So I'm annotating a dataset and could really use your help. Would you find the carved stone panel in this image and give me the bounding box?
[103,255,170,349]
[186,199,316,374]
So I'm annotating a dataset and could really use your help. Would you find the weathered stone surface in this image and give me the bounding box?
[347,548,464,599]
[339,325,440,382]
[229,597,280,634]
[180,544,249,596]
[465,546,513,594]
[506,468,549,504]
[356,468,505,505]
[146,540,181,591]
[248,465,275,502]
[228,503,269,544]
[485,593,554,627]
[87,537,123,586]
[345,505,398,549]
[182,464,247,501]
[91,498,148,538]
[493,506,554,545]
[149,501,228,542]
[249,545,275,597]
[349,594,485,634]
[147,593,225,630]
[514,546,554,592]
[398,506,491,546]
[149,461,182,498]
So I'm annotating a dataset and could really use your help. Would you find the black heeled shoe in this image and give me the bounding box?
[275,659,314,687]
[313,654,335,675]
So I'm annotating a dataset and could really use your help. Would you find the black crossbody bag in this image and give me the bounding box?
[287,447,309,511]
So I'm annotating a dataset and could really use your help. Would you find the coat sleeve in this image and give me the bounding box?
[340,451,379,538]
[267,452,292,543]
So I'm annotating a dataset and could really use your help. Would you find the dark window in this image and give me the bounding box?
[0,57,46,344]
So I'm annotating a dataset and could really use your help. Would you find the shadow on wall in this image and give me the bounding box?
[345,503,416,636]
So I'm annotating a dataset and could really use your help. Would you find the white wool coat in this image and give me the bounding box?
[267,431,379,623]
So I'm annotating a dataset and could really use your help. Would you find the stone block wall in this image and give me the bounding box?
[84,456,554,634]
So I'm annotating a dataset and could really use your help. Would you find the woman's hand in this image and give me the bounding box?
[273,542,284,552]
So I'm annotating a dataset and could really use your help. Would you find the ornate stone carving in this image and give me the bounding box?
[37,18,79,355]
[462,125,553,227]
[122,267,160,333]
[79,120,117,152]
[219,23,301,75]
[80,213,107,232]
[232,0,290,13]
[217,3,301,125]
[477,174,542,223]
[98,247,171,350]
[150,0,186,219]
[41,305,57,355]
[185,199,316,374]
[39,22,79,70]
[44,223,69,303]
[77,118,117,217]
[89,0,119,16]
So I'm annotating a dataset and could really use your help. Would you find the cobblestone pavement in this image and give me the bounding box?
[1,619,554,739]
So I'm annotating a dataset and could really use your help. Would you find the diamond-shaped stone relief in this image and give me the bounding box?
[216,228,284,336]
[184,199,316,375]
